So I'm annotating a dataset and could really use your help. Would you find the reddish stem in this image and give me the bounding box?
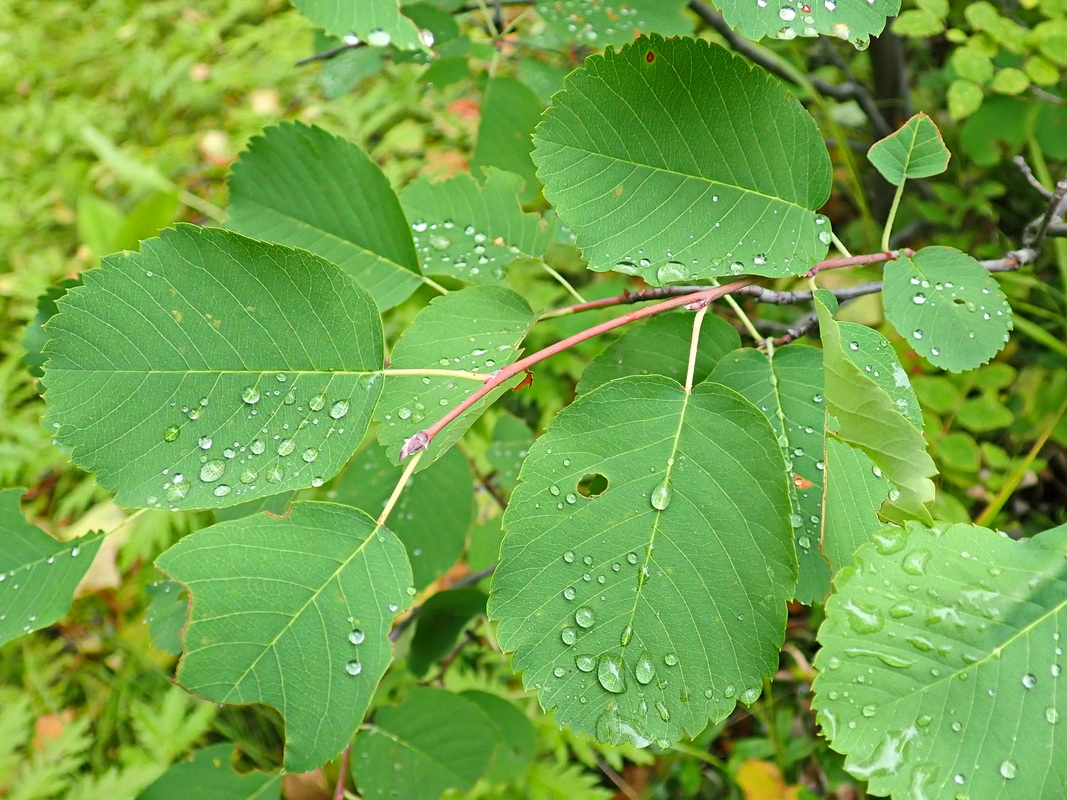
[334,744,351,800]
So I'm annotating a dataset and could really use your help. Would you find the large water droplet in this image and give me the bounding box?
[164,425,181,442]
[650,480,672,510]
[912,294,927,305]
[843,599,884,634]
[902,549,930,576]
[1022,673,1037,689]
[664,652,679,666]
[213,484,231,497]
[250,439,266,455]
[561,627,577,645]
[265,465,285,483]
[575,607,595,628]
[302,448,319,463]
[330,400,350,419]
[575,654,595,672]
[563,586,577,601]
[366,28,391,47]
[779,5,797,19]
[349,629,365,645]
[198,436,213,450]
[635,652,655,684]
[598,654,627,693]
[200,460,225,482]
[999,760,1017,779]
[345,660,363,676]
[655,700,671,721]
[277,438,296,456]
[620,625,634,647]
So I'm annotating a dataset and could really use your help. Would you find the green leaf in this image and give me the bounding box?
[43,226,384,510]
[407,587,487,677]
[352,688,498,799]
[290,0,425,50]
[710,345,831,603]
[939,431,982,472]
[948,79,985,121]
[883,246,1013,372]
[578,312,741,395]
[376,286,535,466]
[490,376,796,747]
[867,113,951,186]
[145,580,188,656]
[821,438,892,575]
[950,47,995,85]
[957,395,1014,432]
[718,0,899,47]
[0,488,103,647]
[813,521,1067,797]
[472,78,543,205]
[534,0,692,47]
[461,691,537,783]
[838,323,923,429]
[891,8,945,37]
[533,36,833,285]
[814,291,936,520]
[400,168,554,284]
[486,414,535,494]
[333,443,473,590]
[227,122,423,310]
[137,743,280,800]
[156,502,413,772]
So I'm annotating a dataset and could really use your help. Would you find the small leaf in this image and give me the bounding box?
[710,345,831,603]
[352,688,498,800]
[0,488,103,647]
[821,438,892,575]
[883,246,1013,372]
[578,312,741,395]
[333,444,473,590]
[815,291,936,520]
[461,691,537,783]
[490,376,796,747]
[534,0,693,47]
[290,0,425,50]
[486,414,535,494]
[813,521,1067,798]
[400,168,554,284]
[407,587,487,677]
[867,112,951,186]
[377,286,535,466]
[228,122,423,309]
[156,502,413,772]
[534,36,832,284]
[472,78,543,205]
[948,79,985,121]
[716,0,900,48]
[137,743,280,800]
[44,226,384,510]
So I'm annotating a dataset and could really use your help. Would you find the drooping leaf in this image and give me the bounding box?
[814,291,936,520]
[820,438,892,575]
[867,112,951,185]
[43,226,383,510]
[352,688,498,800]
[144,580,188,656]
[533,35,832,285]
[714,0,900,49]
[813,521,1067,797]
[227,122,423,309]
[156,502,413,772]
[333,443,473,590]
[290,0,425,50]
[486,414,535,494]
[490,376,796,747]
[838,323,923,429]
[578,312,741,395]
[461,691,537,783]
[883,246,1013,372]
[0,488,103,647]
[137,743,280,800]
[710,345,831,603]
[534,0,693,47]
[401,168,554,284]
[407,587,487,677]
[472,78,543,205]
[377,286,535,466]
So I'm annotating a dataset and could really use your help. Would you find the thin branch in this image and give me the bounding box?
[1024,172,1067,250]
[388,565,497,643]
[1014,155,1055,199]
[596,755,642,800]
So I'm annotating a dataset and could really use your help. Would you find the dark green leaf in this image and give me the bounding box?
[534,36,833,284]
[44,226,383,510]
[145,580,188,656]
[867,113,951,185]
[137,743,280,800]
[462,691,537,782]
[472,78,543,205]
[486,414,535,494]
[156,502,414,772]
[407,587,487,676]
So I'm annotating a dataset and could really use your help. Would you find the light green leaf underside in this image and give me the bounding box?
[711,345,831,603]
[533,0,693,47]
[400,168,554,284]
[815,291,936,520]
[533,35,832,284]
[490,376,796,747]
[716,0,900,49]
[290,0,424,49]
[868,112,951,186]
[821,437,892,575]
[472,78,543,205]
[0,488,104,648]
[578,312,740,395]
[332,442,472,590]
[377,286,536,467]
[883,246,1012,373]
[43,226,384,510]
[813,522,1067,798]
[353,688,498,800]
[137,743,281,800]
[156,502,413,773]
[227,122,422,310]
[838,322,923,429]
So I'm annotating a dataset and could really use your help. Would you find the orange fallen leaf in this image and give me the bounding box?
[736,759,802,800]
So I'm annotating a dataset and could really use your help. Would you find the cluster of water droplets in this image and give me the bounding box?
[345,620,366,677]
[538,1,645,44]
[154,374,362,507]
[767,0,874,47]
[410,218,519,281]
[904,275,1009,350]
[0,544,83,630]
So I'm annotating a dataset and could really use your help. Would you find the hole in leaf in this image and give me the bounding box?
[953,298,967,306]
[577,473,609,498]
